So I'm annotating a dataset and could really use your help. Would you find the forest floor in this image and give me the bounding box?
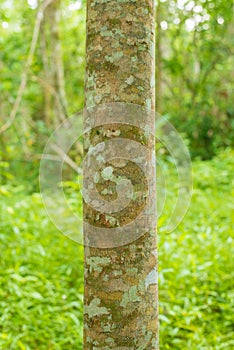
[0,149,233,349]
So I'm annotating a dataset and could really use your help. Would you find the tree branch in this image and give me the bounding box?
[50,143,82,174]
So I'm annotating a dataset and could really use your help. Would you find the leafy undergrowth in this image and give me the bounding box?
[0,191,84,349]
[159,149,234,349]
[0,149,233,349]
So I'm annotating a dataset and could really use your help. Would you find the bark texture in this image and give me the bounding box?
[83,0,158,349]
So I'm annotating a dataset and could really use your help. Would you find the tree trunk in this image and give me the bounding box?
[156,0,162,115]
[40,18,51,126]
[40,0,67,126]
[83,1,158,349]
[49,0,68,122]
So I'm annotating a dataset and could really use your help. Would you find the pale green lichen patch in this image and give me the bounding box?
[136,7,149,16]
[101,188,113,195]
[113,270,123,276]
[105,51,124,63]
[101,166,114,180]
[85,91,95,108]
[101,322,112,333]
[105,215,119,226]
[120,285,141,307]
[146,98,152,113]
[131,56,138,63]
[125,75,135,85]
[96,153,105,164]
[137,330,153,350]
[86,74,96,89]
[145,268,158,289]
[93,172,100,183]
[149,45,154,60]
[84,298,109,317]
[100,30,114,37]
[111,41,121,48]
[143,124,151,138]
[126,267,138,275]
[103,274,109,282]
[86,256,111,273]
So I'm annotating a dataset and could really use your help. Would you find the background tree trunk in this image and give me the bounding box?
[40,19,51,126]
[83,1,158,349]
[40,0,67,126]
[156,0,162,115]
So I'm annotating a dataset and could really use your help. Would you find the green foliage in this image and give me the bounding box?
[158,149,234,348]
[0,149,233,348]
[0,0,86,176]
[157,0,234,158]
[1,0,233,166]
[0,1,233,348]
[0,188,83,349]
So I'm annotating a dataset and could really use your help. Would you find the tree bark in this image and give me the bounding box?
[40,0,67,126]
[83,1,158,349]
[40,18,51,126]
[156,0,162,115]
[49,0,68,122]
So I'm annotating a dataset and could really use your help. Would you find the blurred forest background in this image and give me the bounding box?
[0,0,233,349]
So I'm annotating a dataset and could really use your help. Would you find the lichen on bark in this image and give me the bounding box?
[83,0,158,349]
